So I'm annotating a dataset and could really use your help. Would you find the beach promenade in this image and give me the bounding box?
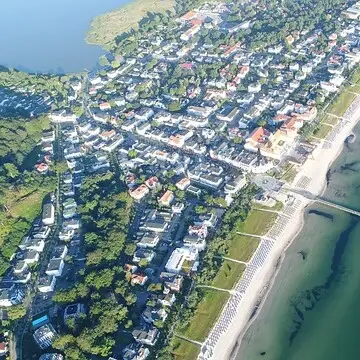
[197,95,360,360]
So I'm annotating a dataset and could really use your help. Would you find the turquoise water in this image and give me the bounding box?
[0,0,130,73]
[237,124,360,360]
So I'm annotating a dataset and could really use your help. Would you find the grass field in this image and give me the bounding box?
[313,123,333,139]
[236,210,278,236]
[7,190,48,220]
[171,338,201,360]
[349,84,360,94]
[86,0,175,46]
[254,200,284,211]
[282,165,298,184]
[227,234,260,262]
[320,114,339,126]
[179,289,229,342]
[211,260,245,290]
[327,91,356,117]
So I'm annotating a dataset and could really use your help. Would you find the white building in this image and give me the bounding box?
[42,203,55,226]
[50,110,77,124]
[224,175,247,195]
[33,324,57,349]
[38,276,57,293]
[46,259,65,277]
[165,246,199,274]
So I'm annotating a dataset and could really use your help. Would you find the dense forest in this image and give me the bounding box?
[53,172,135,359]
[0,115,55,276]
[0,66,71,99]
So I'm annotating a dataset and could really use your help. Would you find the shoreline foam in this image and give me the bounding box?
[199,95,360,360]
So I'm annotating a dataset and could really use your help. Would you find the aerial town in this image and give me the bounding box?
[1,0,360,359]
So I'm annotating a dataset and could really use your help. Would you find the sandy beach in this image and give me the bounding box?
[198,95,360,360]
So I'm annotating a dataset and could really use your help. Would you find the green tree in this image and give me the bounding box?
[124,243,137,256]
[7,304,26,320]
[3,163,19,179]
[99,55,110,67]
[85,269,115,290]
[128,149,138,159]
[168,101,181,112]
[111,60,120,69]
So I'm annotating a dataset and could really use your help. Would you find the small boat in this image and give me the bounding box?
[345,133,356,144]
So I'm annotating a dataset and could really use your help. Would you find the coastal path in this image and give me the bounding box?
[174,334,203,346]
[196,285,235,295]
[214,255,248,265]
[253,207,284,215]
[325,111,351,122]
[236,231,274,242]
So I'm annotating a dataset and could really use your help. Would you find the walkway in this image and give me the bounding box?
[196,285,234,294]
[253,207,282,214]
[175,334,203,346]
[345,89,360,96]
[325,112,350,121]
[214,255,248,265]
[236,231,274,242]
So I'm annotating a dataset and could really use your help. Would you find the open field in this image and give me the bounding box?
[171,338,201,360]
[235,209,278,236]
[179,289,229,342]
[281,165,298,184]
[5,188,50,221]
[320,114,339,126]
[327,91,356,117]
[254,200,284,211]
[86,0,175,46]
[227,234,260,262]
[349,84,360,94]
[212,260,245,290]
[313,123,333,139]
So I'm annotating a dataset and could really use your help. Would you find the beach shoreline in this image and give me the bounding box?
[200,95,360,360]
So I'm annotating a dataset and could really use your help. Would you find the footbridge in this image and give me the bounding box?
[284,186,360,217]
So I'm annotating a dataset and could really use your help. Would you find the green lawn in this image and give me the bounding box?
[327,91,356,117]
[7,189,49,221]
[211,260,245,290]
[349,84,360,94]
[236,210,278,236]
[179,289,229,342]
[313,123,332,139]
[281,165,299,184]
[254,200,284,211]
[227,234,260,262]
[320,115,338,126]
[171,338,201,360]
[349,68,360,84]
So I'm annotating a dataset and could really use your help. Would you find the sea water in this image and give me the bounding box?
[0,0,131,73]
[237,123,360,360]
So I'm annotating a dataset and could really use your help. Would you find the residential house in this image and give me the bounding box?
[45,259,64,277]
[122,343,150,360]
[142,305,168,324]
[132,326,159,346]
[131,274,148,286]
[42,203,55,226]
[130,184,150,201]
[38,276,57,293]
[33,324,57,349]
[165,246,199,274]
[158,190,174,207]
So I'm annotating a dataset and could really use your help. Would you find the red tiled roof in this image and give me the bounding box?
[250,127,270,142]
